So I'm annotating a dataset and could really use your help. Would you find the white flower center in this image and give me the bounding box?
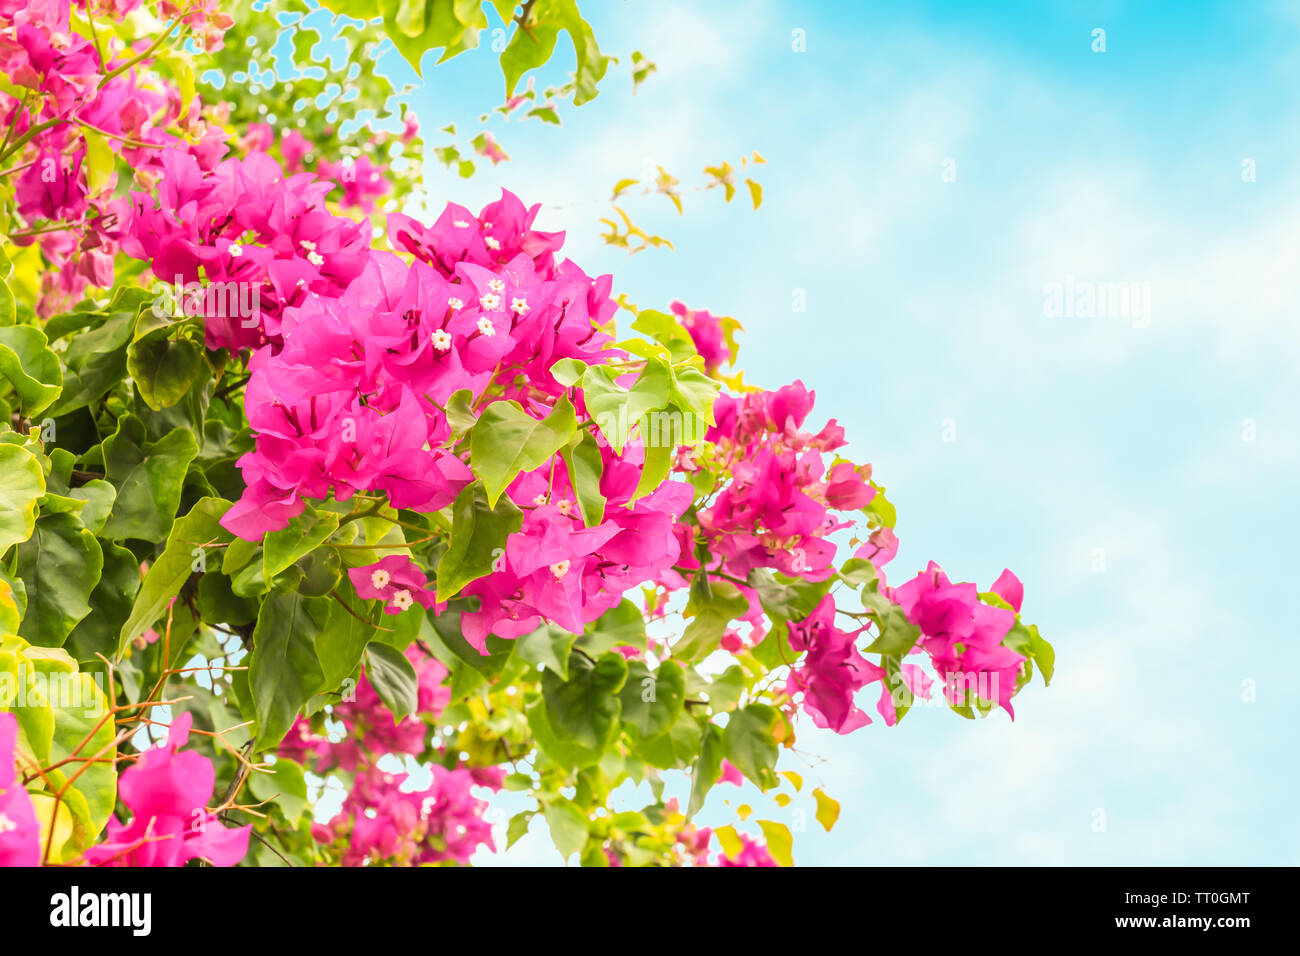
[390,589,413,611]
[476,317,495,336]
[370,569,391,590]
[549,560,571,579]
[432,330,452,351]
[511,297,529,314]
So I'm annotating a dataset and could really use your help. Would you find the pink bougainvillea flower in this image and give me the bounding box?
[84,713,250,867]
[891,561,1027,718]
[670,300,736,374]
[0,712,41,867]
[348,555,439,615]
[990,567,1024,613]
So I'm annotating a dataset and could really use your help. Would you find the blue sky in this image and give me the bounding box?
[346,0,1300,865]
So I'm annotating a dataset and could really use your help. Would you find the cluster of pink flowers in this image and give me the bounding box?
[696,381,873,580]
[661,381,875,656]
[220,189,696,653]
[459,441,693,652]
[219,190,621,539]
[0,0,233,313]
[652,366,1033,733]
[116,148,371,350]
[313,763,499,866]
[891,563,1027,716]
[84,713,251,867]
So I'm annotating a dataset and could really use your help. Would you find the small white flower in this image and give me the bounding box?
[484,236,501,250]
[229,242,243,257]
[549,560,571,579]
[447,296,465,310]
[453,220,470,228]
[370,569,391,590]
[511,297,529,314]
[307,250,325,267]
[557,499,573,516]
[477,316,495,336]
[488,278,505,293]
[432,329,452,351]
[533,494,548,506]
[479,293,500,311]
[300,239,317,250]
[0,813,14,834]
[390,589,413,611]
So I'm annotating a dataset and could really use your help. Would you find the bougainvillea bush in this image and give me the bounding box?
[0,0,1054,867]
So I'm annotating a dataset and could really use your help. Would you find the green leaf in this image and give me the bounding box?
[81,126,115,193]
[248,758,308,828]
[865,481,896,528]
[313,588,377,695]
[559,431,606,527]
[862,586,921,656]
[576,598,645,657]
[196,571,258,626]
[0,325,62,415]
[99,413,199,542]
[619,659,685,739]
[444,387,476,437]
[14,513,103,648]
[0,638,116,858]
[248,590,333,750]
[364,0,488,74]
[630,441,672,504]
[117,498,231,657]
[506,810,533,849]
[580,362,671,453]
[542,650,627,751]
[262,503,339,580]
[1003,620,1055,687]
[723,703,781,790]
[127,333,204,411]
[0,443,45,555]
[629,710,702,770]
[542,797,589,861]
[364,642,419,720]
[46,309,136,417]
[64,542,140,665]
[687,722,724,818]
[675,579,749,662]
[515,623,577,680]
[470,396,577,507]
[435,481,523,601]
[501,0,610,105]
